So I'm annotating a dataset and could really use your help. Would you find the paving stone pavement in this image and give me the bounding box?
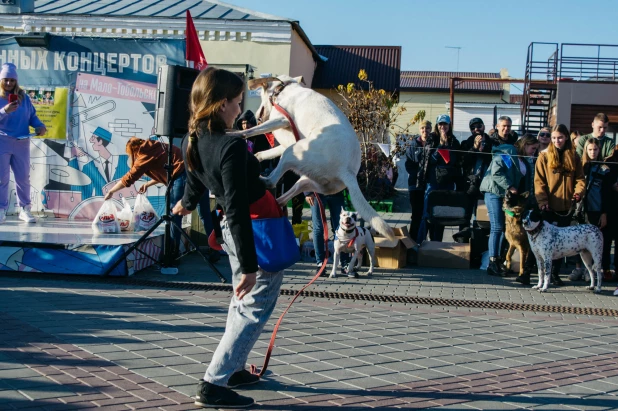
[2,203,618,410]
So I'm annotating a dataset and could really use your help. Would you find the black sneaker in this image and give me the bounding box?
[316,262,328,277]
[195,380,254,409]
[227,369,260,388]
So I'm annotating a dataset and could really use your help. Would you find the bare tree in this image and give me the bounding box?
[337,69,425,201]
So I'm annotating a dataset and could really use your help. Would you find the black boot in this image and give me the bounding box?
[487,257,507,277]
[516,270,531,285]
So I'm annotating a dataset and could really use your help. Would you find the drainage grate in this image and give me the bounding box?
[2,272,618,317]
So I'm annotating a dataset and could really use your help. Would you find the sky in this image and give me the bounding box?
[225,0,618,88]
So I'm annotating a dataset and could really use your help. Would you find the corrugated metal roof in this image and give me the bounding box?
[33,0,291,20]
[400,71,502,92]
[312,45,401,91]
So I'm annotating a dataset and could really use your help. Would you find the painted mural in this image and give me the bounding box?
[0,37,184,219]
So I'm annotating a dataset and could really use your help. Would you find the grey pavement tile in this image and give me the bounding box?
[463,400,526,410]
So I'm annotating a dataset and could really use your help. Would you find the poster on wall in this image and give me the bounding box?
[0,37,184,218]
[23,86,68,139]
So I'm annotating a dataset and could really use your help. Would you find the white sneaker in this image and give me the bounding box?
[0,209,5,224]
[19,206,36,223]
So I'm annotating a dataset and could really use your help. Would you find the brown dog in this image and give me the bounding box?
[503,191,530,276]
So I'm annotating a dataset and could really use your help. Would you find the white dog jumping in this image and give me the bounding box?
[522,209,604,293]
[230,75,395,241]
[331,210,376,278]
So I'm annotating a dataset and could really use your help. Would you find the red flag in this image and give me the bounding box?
[437,148,450,164]
[264,132,276,148]
[186,10,207,70]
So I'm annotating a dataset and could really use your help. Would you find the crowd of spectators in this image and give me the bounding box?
[405,113,618,289]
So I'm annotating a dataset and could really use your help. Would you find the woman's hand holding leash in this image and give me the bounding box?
[573,193,582,202]
[236,273,256,300]
[305,195,315,207]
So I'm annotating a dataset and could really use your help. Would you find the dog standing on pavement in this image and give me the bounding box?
[228,75,395,241]
[522,208,604,293]
[330,210,375,278]
[503,191,530,276]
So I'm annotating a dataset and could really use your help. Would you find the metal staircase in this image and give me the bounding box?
[522,43,558,134]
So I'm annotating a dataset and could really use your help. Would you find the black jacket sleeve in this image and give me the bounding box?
[182,167,207,211]
[220,139,258,274]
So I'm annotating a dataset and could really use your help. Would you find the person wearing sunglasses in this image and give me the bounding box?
[537,127,551,152]
[576,113,615,159]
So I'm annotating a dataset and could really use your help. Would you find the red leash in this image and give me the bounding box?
[250,97,329,377]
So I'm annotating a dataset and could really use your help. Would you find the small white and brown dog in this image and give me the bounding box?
[330,210,376,278]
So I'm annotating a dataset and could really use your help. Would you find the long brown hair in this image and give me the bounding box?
[515,133,539,156]
[186,67,244,171]
[581,137,601,169]
[125,137,146,166]
[547,124,576,172]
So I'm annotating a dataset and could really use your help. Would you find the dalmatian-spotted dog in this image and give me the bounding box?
[522,209,604,293]
[330,210,376,278]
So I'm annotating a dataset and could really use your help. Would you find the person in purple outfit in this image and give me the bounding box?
[0,63,47,224]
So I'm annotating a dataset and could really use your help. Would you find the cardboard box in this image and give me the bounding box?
[417,241,470,269]
[476,200,489,223]
[373,226,417,269]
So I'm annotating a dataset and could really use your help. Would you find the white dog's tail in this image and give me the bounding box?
[343,174,395,241]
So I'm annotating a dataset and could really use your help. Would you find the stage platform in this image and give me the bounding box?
[0,217,171,276]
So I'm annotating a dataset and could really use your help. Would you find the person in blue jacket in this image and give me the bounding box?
[480,143,529,277]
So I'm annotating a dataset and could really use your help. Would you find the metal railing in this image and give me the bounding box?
[560,43,618,81]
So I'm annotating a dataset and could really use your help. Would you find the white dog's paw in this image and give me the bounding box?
[539,287,548,293]
[594,287,602,294]
[532,285,540,289]
[329,272,337,278]
[366,271,373,277]
[255,152,265,162]
[587,285,595,290]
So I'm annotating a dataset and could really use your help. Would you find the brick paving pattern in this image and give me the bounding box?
[1,203,618,410]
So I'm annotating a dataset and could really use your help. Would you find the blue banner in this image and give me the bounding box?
[0,36,185,86]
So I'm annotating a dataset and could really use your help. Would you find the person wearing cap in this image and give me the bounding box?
[68,126,131,200]
[417,114,462,243]
[461,117,493,198]
[0,63,47,224]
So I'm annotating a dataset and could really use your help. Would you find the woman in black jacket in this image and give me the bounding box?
[417,114,462,243]
[404,120,432,239]
[173,67,283,409]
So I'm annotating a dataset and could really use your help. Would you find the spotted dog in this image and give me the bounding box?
[330,210,376,279]
[522,209,604,293]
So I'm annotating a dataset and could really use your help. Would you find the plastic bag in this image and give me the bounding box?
[133,194,158,232]
[118,197,134,232]
[92,200,120,234]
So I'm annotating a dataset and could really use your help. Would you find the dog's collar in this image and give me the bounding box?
[525,222,543,238]
[504,209,518,218]
[269,81,291,105]
[338,226,359,248]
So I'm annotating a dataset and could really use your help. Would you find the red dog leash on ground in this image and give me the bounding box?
[250,93,330,377]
